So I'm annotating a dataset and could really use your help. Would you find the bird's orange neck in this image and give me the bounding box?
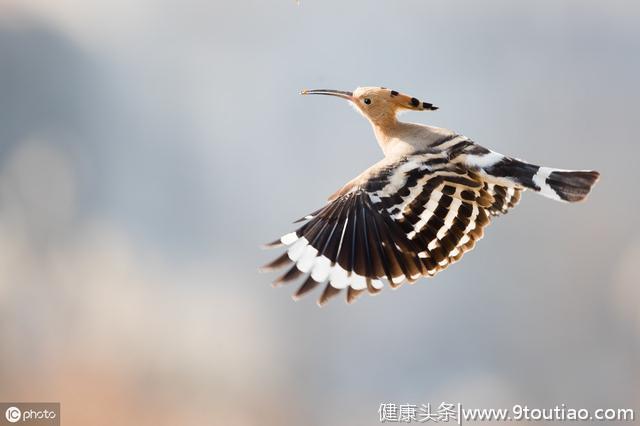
[370,115,402,152]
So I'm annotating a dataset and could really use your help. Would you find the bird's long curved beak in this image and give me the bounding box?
[300,89,353,100]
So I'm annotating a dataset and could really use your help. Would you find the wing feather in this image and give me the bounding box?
[263,149,521,305]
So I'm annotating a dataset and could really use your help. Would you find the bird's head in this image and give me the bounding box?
[301,86,437,126]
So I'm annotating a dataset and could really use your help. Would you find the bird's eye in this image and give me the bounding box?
[363,98,371,105]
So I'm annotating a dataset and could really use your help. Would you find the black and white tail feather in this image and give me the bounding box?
[262,136,599,306]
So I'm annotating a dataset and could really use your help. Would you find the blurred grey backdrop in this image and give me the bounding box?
[0,1,638,425]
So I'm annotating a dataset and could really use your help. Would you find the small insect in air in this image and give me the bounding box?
[262,86,600,306]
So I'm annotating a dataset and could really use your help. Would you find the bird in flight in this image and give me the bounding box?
[262,87,599,306]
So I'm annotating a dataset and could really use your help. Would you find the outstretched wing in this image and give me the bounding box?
[262,151,503,305]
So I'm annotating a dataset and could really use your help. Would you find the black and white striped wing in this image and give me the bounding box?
[484,183,522,216]
[262,153,498,305]
[432,135,523,216]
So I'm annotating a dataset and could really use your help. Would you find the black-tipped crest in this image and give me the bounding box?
[386,88,438,111]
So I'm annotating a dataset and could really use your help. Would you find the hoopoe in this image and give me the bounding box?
[262,87,600,306]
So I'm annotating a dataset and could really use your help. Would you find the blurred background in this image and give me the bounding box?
[0,1,638,425]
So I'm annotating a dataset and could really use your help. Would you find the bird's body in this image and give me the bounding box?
[263,87,600,305]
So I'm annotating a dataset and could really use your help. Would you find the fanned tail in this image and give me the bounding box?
[459,145,600,203]
[536,169,600,202]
